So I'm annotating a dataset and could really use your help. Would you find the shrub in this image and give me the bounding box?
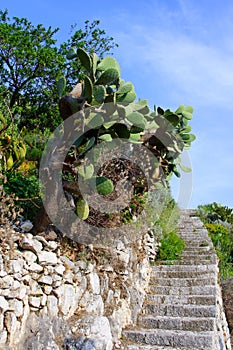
[3,170,41,221]
[153,194,184,262]
[156,230,185,261]
[205,223,233,279]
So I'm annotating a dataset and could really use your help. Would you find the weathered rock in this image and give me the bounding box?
[60,256,75,269]
[54,264,65,276]
[8,259,25,273]
[0,330,7,346]
[55,284,75,316]
[109,299,131,341]
[0,275,14,289]
[29,280,43,296]
[88,272,100,295]
[0,296,8,312]
[20,237,43,254]
[8,299,23,317]
[5,311,20,336]
[28,262,43,273]
[80,293,104,315]
[29,296,41,309]
[37,251,57,265]
[22,251,37,265]
[72,316,113,350]
[47,295,58,319]
[63,336,95,350]
[21,220,33,232]
[38,275,53,285]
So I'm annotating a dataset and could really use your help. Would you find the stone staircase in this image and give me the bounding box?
[120,210,231,350]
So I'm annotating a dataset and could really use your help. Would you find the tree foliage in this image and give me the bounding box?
[0,10,118,130]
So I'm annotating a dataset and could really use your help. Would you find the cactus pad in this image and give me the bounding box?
[93,85,106,103]
[96,56,120,73]
[57,76,66,98]
[126,111,147,129]
[117,82,134,95]
[116,90,137,104]
[83,76,93,103]
[77,47,92,71]
[76,198,89,220]
[89,176,114,195]
[66,47,77,60]
[95,68,120,85]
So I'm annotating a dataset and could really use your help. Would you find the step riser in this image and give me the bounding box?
[138,316,215,331]
[144,304,216,317]
[126,346,213,350]
[181,252,215,256]
[152,265,217,272]
[150,278,216,287]
[146,294,216,305]
[182,247,215,255]
[149,285,216,295]
[123,330,214,348]
[152,271,216,279]
[159,259,217,265]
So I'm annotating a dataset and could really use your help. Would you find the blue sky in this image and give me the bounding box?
[1,0,233,209]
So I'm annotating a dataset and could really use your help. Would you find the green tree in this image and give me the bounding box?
[0,10,117,130]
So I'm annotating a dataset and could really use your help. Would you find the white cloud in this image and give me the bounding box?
[115,24,233,108]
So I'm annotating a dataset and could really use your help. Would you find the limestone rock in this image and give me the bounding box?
[21,220,33,232]
[60,256,75,269]
[0,330,7,346]
[63,336,95,350]
[29,296,41,309]
[20,237,43,254]
[38,275,53,285]
[0,296,9,312]
[88,272,100,295]
[54,264,65,276]
[22,251,37,265]
[8,299,23,317]
[4,311,20,335]
[55,284,75,316]
[0,275,14,289]
[73,315,113,350]
[9,259,25,274]
[47,295,58,319]
[37,251,57,265]
[28,262,43,273]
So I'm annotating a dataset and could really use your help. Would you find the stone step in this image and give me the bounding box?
[152,264,217,272]
[119,211,228,350]
[151,270,216,279]
[179,237,210,242]
[178,233,208,237]
[182,247,212,252]
[150,277,216,287]
[148,284,216,296]
[180,256,217,262]
[181,252,215,258]
[158,257,217,265]
[138,315,215,331]
[125,345,207,350]
[182,244,213,249]
[123,328,215,348]
[143,304,216,318]
[146,294,216,305]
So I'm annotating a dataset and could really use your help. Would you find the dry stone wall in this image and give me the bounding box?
[0,225,158,350]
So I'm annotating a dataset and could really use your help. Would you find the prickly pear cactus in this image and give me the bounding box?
[76,198,89,220]
[56,47,195,221]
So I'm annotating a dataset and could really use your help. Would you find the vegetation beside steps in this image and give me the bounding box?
[153,199,185,263]
[197,203,233,280]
